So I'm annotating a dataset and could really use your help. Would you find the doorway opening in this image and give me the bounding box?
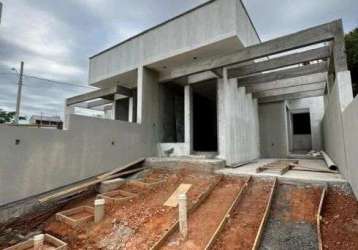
[192,80,218,152]
[289,110,312,153]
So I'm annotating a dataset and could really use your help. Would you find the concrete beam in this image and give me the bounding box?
[253,82,326,99]
[238,62,328,86]
[228,46,330,78]
[258,89,325,103]
[66,86,133,106]
[159,20,338,82]
[247,73,327,93]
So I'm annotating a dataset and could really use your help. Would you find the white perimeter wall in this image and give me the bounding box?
[323,70,358,197]
[218,75,260,166]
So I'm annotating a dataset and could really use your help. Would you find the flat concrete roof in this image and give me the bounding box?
[89,0,260,59]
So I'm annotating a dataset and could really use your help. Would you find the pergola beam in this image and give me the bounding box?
[228,46,330,79]
[253,82,326,99]
[66,86,133,106]
[246,73,327,93]
[258,89,325,103]
[237,62,328,86]
[159,20,338,82]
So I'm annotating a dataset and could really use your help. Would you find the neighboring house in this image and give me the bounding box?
[29,115,63,129]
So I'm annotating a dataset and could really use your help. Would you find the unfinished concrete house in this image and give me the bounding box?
[1,0,358,249]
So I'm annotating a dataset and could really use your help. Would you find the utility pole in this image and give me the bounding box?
[14,61,24,125]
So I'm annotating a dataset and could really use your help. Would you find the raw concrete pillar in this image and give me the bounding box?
[63,105,75,130]
[184,85,193,155]
[94,199,105,223]
[178,193,188,239]
[33,234,44,250]
[128,97,134,122]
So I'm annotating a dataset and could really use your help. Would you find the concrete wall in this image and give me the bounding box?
[323,70,357,196]
[0,115,152,206]
[287,96,325,151]
[218,74,260,165]
[259,101,289,158]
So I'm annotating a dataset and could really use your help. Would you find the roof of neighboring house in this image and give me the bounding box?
[30,115,62,123]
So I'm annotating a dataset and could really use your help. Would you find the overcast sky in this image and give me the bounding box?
[0,0,357,118]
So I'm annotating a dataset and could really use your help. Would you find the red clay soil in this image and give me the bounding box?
[211,178,273,250]
[161,177,246,250]
[43,168,219,249]
[281,184,321,224]
[321,187,358,250]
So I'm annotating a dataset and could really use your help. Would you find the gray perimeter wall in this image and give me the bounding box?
[218,77,260,165]
[0,115,154,206]
[323,70,357,197]
[259,101,289,158]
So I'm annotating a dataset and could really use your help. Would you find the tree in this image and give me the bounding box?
[0,109,26,124]
[345,28,358,96]
[0,109,16,123]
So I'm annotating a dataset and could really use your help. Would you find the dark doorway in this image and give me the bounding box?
[291,112,312,153]
[192,80,218,152]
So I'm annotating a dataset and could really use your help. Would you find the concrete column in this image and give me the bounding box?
[178,193,188,239]
[94,199,105,223]
[63,105,75,130]
[128,97,134,122]
[33,234,44,250]
[217,68,228,160]
[184,85,193,155]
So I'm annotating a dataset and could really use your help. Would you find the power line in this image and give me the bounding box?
[0,71,97,89]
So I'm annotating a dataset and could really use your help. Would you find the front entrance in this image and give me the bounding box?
[192,80,218,152]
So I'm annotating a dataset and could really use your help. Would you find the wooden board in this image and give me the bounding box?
[252,177,278,250]
[317,185,327,250]
[164,184,192,207]
[97,158,145,180]
[205,176,252,250]
[39,160,146,203]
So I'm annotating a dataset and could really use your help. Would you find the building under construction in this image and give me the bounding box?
[0,0,357,248]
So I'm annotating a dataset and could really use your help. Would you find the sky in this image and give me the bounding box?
[0,0,357,119]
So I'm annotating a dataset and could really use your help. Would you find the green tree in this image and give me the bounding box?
[0,109,16,123]
[0,109,26,124]
[345,28,358,96]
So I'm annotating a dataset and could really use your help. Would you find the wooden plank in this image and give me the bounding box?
[39,159,146,203]
[164,184,192,207]
[238,62,328,86]
[159,20,338,82]
[150,176,222,250]
[317,185,327,250]
[205,176,252,250]
[229,46,330,78]
[252,178,278,250]
[97,158,145,180]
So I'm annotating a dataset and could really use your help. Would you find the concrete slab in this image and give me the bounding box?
[216,158,347,184]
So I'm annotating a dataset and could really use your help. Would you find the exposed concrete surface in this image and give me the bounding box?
[323,70,358,197]
[218,74,260,165]
[259,101,289,158]
[216,159,346,183]
[287,96,324,151]
[89,0,259,87]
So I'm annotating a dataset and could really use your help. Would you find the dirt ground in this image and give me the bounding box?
[321,187,358,250]
[211,178,273,250]
[161,176,246,250]
[44,168,220,249]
